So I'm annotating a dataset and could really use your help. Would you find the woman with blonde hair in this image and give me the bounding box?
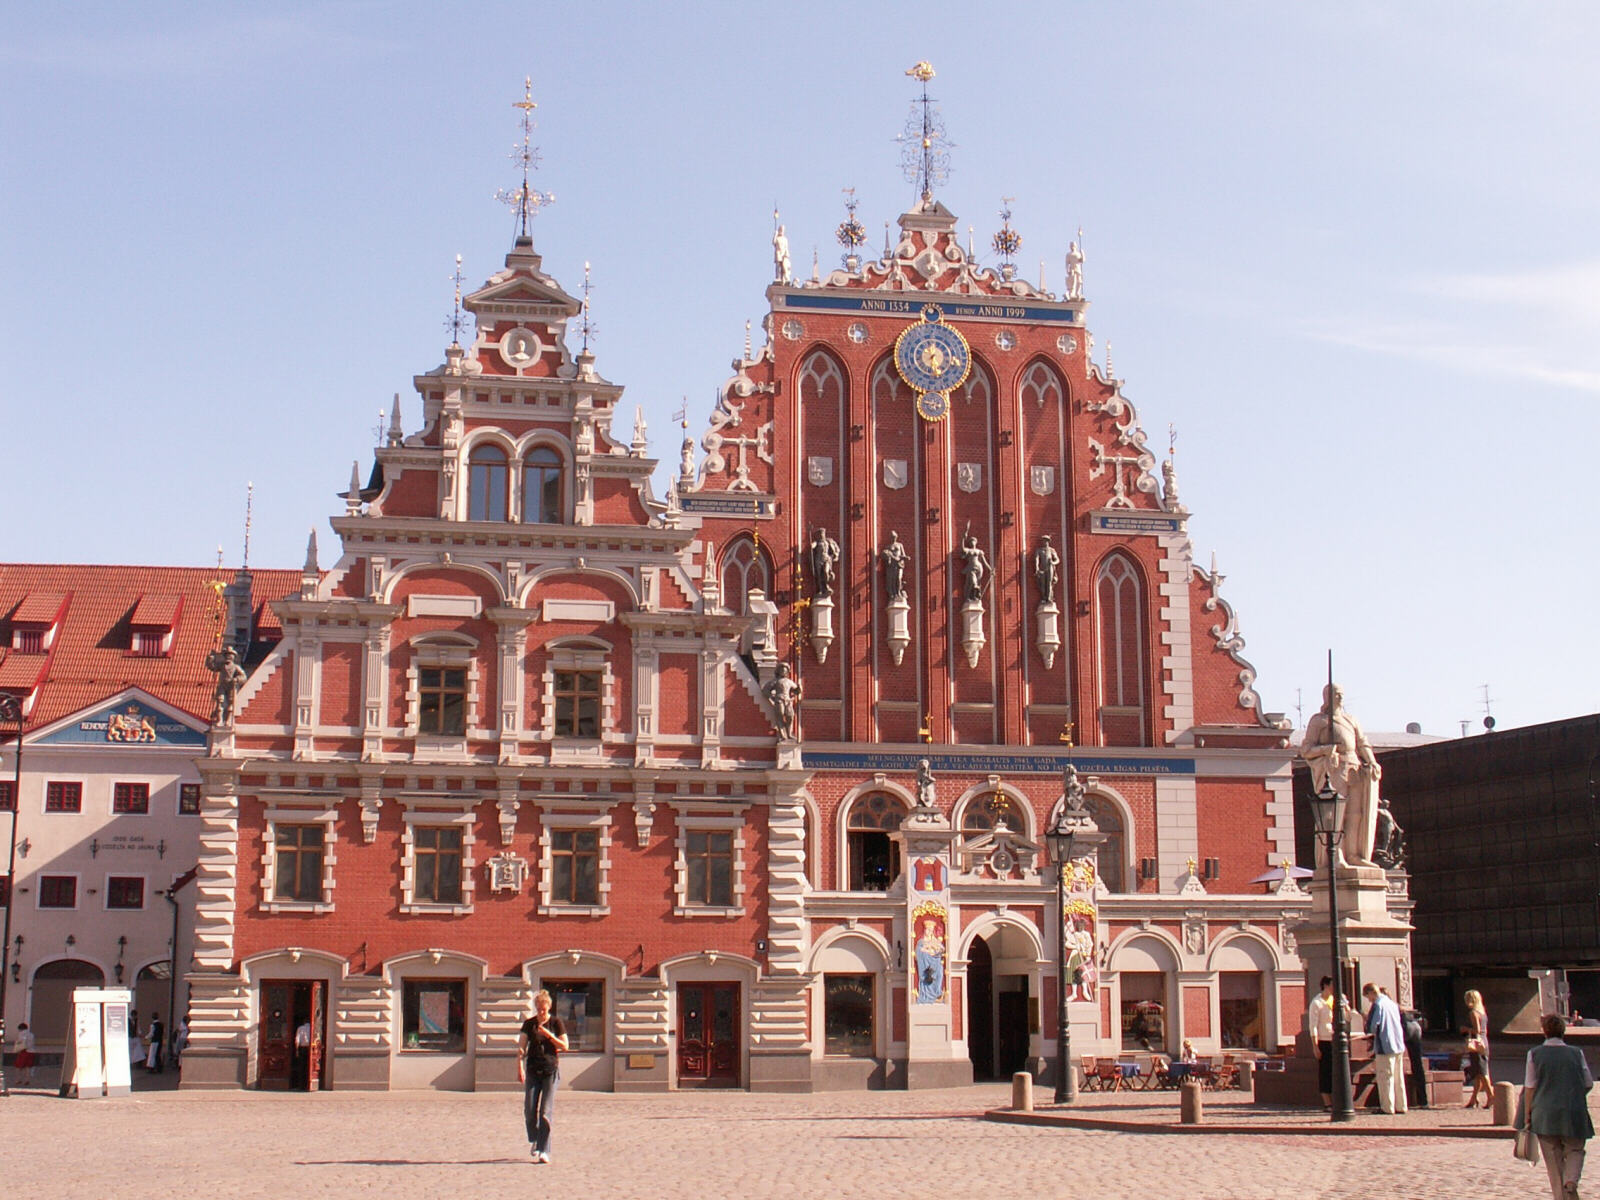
[1463,989,1493,1108]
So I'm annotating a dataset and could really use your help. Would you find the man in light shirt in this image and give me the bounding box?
[1306,976,1350,1110]
[1363,983,1407,1114]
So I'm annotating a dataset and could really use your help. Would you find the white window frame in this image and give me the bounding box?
[398,799,477,916]
[538,638,617,762]
[404,634,481,754]
[672,811,748,918]
[260,798,339,914]
[36,871,80,910]
[536,808,613,917]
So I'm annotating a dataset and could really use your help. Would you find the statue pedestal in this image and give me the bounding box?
[1297,866,1416,1009]
[810,596,835,664]
[959,599,986,668]
[886,596,911,666]
[1035,603,1061,669]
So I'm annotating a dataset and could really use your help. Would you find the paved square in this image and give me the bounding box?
[1,1080,1551,1199]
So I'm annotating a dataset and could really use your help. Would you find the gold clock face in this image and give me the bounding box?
[893,306,970,420]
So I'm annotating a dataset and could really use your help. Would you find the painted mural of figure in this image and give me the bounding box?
[809,527,841,599]
[1300,683,1382,867]
[958,532,992,602]
[1064,916,1097,1001]
[763,662,802,740]
[880,531,909,602]
[915,917,946,1004]
[1033,534,1061,606]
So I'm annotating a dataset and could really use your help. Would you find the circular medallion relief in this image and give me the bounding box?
[847,322,869,344]
[781,319,804,341]
[995,329,1018,351]
[1057,333,1078,354]
[498,326,541,367]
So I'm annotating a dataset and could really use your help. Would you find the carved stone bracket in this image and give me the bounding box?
[810,596,835,664]
[959,598,986,668]
[1035,602,1061,669]
[496,793,520,846]
[633,799,656,849]
[886,595,911,667]
[359,783,382,844]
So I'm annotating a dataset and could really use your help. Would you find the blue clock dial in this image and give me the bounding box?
[894,313,971,408]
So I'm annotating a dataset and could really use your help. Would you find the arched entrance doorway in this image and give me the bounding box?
[30,959,105,1047]
[134,961,171,1031]
[965,928,1034,1081]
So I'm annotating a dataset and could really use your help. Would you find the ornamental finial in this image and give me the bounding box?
[578,260,596,354]
[495,77,554,240]
[898,62,953,204]
[444,253,467,347]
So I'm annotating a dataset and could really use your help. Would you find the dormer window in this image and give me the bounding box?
[522,446,563,523]
[12,629,43,654]
[9,591,68,654]
[127,594,181,658]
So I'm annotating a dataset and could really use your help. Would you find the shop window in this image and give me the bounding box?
[522,446,564,524]
[1220,972,1264,1049]
[107,876,145,910]
[1095,553,1147,746]
[1120,971,1166,1051]
[546,979,605,1053]
[39,874,77,908]
[113,782,150,814]
[418,666,467,736]
[401,979,467,1052]
[467,443,509,521]
[273,824,326,903]
[178,784,202,815]
[553,670,602,738]
[845,792,906,892]
[46,781,83,813]
[824,974,875,1057]
[413,827,464,905]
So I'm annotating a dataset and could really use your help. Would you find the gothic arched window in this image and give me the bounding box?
[466,444,508,522]
[799,351,846,411]
[721,535,770,615]
[1095,552,1147,746]
[522,445,564,524]
[1020,361,1064,410]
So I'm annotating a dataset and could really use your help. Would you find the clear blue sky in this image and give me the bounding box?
[3,2,1596,738]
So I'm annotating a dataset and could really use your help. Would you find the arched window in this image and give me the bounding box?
[721,535,770,614]
[959,361,993,408]
[1095,553,1146,745]
[1020,361,1064,410]
[467,444,508,522]
[522,446,563,524]
[845,792,907,891]
[799,351,846,411]
[961,790,1025,836]
[1047,791,1128,894]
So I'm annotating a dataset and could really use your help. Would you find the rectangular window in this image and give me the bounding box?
[45,781,83,813]
[0,780,14,811]
[273,824,326,902]
[13,629,43,654]
[414,826,463,904]
[107,876,145,910]
[1120,972,1166,1051]
[547,979,605,1053]
[39,875,77,908]
[0,876,10,907]
[401,979,466,1052]
[685,830,734,907]
[824,974,876,1057]
[553,670,601,738]
[130,630,167,656]
[113,782,150,814]
[178,784,202,815]
[550,829,599,905]
[418,666,467,736]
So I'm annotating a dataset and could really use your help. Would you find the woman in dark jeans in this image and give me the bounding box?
[518,989,569,1163]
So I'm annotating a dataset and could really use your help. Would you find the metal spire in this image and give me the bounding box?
[578,261,595,354]
[444,253,467,346]
[898,62,953,204]
[495,77,554,240]
[240,482,254,570]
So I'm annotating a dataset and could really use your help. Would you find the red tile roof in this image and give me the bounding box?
[129,593,183,627]
[11,592,69,624]
[0,564,302,731]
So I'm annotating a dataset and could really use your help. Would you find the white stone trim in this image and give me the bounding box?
[397,801,478,916]
[1157,532,1195,744]
[1264,775,1295,867]
[535,808,613,916]
[672,810,748,917]
[259,797,340,914]
[1153,775,1198,893]
[403,633,483,747]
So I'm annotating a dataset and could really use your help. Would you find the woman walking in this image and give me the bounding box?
[1522,1013,1593,1200]
[517,989,568,1164]
[1464,989,1493,1108]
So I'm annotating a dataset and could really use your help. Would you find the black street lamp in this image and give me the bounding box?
[1045,814,1078,1104]
[0,693,23,1098]
[1308,776,1356,1121]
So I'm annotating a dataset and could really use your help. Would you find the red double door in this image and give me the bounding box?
[258,980,325,1090]
[677,983,739,1087]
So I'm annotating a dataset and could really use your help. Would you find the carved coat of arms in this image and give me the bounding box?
[957,463,982,493]
[807,456,833,487]
[882,459,908,490]
[1030,465,1056,496]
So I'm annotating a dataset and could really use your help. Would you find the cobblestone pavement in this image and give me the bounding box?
[1,1077,1556,1200]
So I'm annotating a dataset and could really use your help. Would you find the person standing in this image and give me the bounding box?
[1402,1008,1429,1108]
[1307,976,1349,1111]
[12,1021,35,1086]
[145,1013,164,1074]
[292,1018,312,1090]
[518,989,568,1164]
[1464,988,1494,1108]
[1522,1012,1593,1200]
[1362,983,1407,1114]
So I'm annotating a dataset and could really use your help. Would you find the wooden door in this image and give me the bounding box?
[677,983,740,1087]
[997,989,1030,1079]
[258,982,294,1089]
[307,980,327,1090]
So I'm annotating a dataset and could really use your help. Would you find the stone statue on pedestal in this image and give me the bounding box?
[1300,682,1382,868]
[881,531,909,602]
[808,527,841,599]
[958,531,992,602]
[205,644,247,727]
[1033,534,1060,606]
[763,662,802,740]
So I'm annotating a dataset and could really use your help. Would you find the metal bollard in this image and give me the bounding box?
[1491,1080,1515,1126]
[1012,1071,1034,1112]
[1180,1079,1204,1124]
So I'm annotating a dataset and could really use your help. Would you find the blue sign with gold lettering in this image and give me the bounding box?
[38,697,207,747]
